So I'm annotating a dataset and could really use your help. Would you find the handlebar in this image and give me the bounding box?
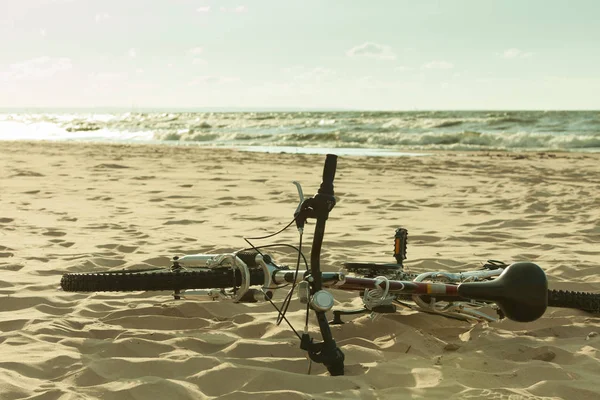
[318,154,337,196]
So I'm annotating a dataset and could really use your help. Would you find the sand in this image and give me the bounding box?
[0,141,599,399]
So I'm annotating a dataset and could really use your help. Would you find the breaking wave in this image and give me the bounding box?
[1,110,599,152]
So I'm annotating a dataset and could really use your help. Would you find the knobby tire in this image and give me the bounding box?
[547,289,600,313]
[60,268,264,292]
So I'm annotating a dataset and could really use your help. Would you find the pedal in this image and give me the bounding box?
[394,228,408,266]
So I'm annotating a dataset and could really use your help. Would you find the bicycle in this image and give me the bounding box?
[60,154,600,376]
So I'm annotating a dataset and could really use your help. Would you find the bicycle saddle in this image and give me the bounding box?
[458,262,548,322]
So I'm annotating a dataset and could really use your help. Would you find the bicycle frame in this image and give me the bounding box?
[173,154,549,376]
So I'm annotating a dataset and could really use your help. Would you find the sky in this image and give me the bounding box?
[1,0,599,110]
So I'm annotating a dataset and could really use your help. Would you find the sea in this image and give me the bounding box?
[1,110,599,156]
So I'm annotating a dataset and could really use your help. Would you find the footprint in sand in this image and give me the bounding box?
[10,170,45,177]
[93,163,131,169]
[87,196,114,201]
[42,229,67,237]
[49,238,76,248]
[96,244,138,253]
[163,219,207,226]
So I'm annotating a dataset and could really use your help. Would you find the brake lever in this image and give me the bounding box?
[293,181,307,233]
[293,181,304,214]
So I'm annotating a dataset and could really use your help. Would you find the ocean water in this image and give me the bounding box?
[1,110,599,154]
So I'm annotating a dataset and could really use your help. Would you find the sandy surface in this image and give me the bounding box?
[1,141,599,399]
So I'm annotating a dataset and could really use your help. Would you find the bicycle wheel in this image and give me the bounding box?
[60,267,266,292]
[61,250,267,293]
[548,289,600,313]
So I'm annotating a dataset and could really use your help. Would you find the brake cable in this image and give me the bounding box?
[242,219,308,339]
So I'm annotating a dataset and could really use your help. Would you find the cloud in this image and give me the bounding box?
[500,48,533,59]
[196,6,211,13]
[188,76,240,86]
[0,57,72,81]
[128,48,137,58]
[395,66,413,72]
[188,47,203,56]
[422,61,454,69]
[187,48,206,65]
[219,5,248,13]
[40,29,47,37]
[346,42,396,60]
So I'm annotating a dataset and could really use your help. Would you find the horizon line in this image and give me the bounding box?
[1,107,599,113]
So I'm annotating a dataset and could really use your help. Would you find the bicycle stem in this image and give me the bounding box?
[297,154,345,376]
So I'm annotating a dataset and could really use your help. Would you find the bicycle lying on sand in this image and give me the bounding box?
[60,154,600,376]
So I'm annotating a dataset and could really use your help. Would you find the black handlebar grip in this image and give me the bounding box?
[318,154,338,196]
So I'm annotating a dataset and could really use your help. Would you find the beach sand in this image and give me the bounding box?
[1,141,599,399]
